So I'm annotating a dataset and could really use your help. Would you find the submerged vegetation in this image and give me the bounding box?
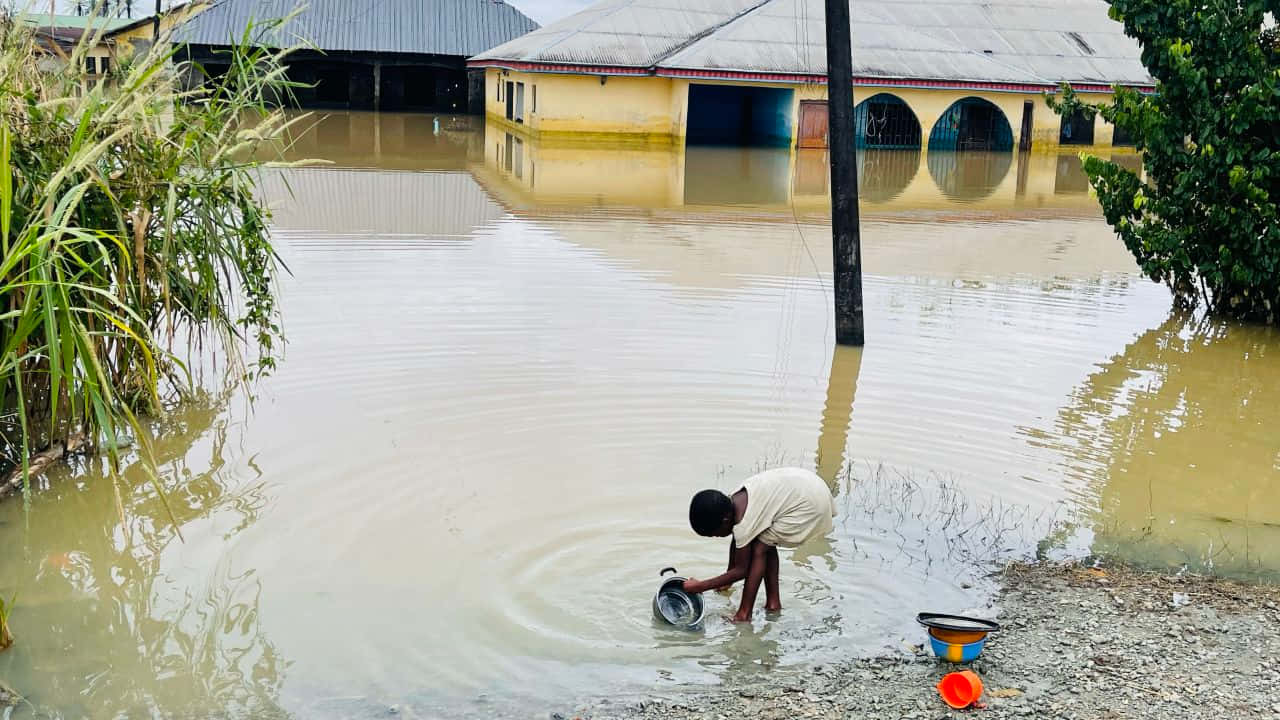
[0,12,301,499]
[0,590,13,650]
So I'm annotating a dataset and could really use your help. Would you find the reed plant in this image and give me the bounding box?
[0,8,303,505]
[0,590,14,650]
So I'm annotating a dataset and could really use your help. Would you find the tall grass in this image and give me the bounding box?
[0,9,303,507]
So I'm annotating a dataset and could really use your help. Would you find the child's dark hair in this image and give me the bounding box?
[689,489,733,536]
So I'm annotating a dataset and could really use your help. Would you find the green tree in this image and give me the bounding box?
[1050,0,1280,324]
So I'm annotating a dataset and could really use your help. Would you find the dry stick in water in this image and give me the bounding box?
[0,432,86,498]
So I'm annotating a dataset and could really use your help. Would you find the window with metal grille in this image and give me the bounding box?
[853,94,921,148]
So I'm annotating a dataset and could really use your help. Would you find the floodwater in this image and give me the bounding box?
[0,111,1276,718]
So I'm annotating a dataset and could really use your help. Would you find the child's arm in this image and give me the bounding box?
[732,540,771,622]
[682,542,753,594]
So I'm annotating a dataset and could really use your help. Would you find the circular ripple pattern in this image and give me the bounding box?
[0,154,1228,720]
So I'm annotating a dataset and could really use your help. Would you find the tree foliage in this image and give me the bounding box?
[1050,0,1280,324]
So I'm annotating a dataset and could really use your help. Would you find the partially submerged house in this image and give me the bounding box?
[174,0,538,112]
[468,0,1154,150]
[22,12,134,74]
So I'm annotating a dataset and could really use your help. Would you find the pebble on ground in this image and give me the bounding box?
[574,563,1280,720]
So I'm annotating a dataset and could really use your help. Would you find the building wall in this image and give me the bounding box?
[112,3,211,59]
[794,84,1121,152]
[482,68,1125,152]
[485,68,684,143]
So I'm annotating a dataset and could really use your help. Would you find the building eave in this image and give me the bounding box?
[465,59,1154,93]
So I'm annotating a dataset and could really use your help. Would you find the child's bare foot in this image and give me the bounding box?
[765,602,782,612]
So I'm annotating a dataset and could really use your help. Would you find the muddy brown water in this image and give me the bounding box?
[0,111,1275,718]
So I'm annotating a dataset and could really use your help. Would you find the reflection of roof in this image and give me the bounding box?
[259,168,506,236]
[176,0,538,56]
[471,0,1152,88]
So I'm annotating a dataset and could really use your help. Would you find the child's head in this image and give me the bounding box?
[689,489,734,537]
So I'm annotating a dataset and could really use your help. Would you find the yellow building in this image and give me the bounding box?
[107,2,210,60]
[468,0,1153,151]
[21,3,209,75]
[23,12,130,74]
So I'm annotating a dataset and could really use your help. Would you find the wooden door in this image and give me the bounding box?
[1019,101,1033,151]
[798,101,829,149]
[505,81,514,120]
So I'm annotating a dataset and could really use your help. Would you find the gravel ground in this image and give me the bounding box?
[575,563,1280,720]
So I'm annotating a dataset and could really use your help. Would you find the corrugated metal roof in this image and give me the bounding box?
[175,0,538,56]
[471,0,768,67]
[473,0,1153,86]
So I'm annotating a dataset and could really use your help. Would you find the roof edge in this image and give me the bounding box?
[466,59,1154,93]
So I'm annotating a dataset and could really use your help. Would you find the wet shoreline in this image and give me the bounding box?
[577,562,1280,720]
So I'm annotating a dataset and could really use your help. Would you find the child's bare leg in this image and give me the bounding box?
[734,541,769,622]
[764,545,781,611]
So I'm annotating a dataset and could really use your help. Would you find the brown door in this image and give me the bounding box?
[1019,101,1033,151]
[798,100,829,149]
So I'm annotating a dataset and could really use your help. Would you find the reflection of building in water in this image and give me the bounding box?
[472,133,1139,292]
[260,167,505,236]
[1049,314,1280,577]
[478,122,1128,216]
[683,147,794,206]
[928,151,1015,202]
[276,111,484,170]
[468,0,1151,151]
[174,0,536,113]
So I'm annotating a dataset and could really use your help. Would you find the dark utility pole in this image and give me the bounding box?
[822,0,864,345]
[153,0,161,42]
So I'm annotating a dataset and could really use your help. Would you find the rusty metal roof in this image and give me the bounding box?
[175,0,539,56]
[471,0,1153,87]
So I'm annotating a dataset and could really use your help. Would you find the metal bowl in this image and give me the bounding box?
[652,568,705,630]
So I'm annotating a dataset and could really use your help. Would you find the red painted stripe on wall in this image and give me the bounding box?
[466,60,1153,94]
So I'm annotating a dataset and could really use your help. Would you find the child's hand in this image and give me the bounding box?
[682,578,703,594]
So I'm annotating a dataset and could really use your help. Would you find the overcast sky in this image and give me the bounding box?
[507,0,591,25]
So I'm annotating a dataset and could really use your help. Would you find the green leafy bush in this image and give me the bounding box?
[1050,0,1280,323]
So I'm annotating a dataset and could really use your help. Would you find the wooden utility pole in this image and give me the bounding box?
[823,0,864,345]
[153,0,161,42]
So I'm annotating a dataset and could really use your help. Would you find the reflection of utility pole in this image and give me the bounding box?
[815,345,862,493]
[794,345,862,570]
[824,0,865,346]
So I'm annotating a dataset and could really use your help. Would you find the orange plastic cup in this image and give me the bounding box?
[937,670,984,709]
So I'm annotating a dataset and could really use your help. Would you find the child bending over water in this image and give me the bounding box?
[681,467,835,622]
